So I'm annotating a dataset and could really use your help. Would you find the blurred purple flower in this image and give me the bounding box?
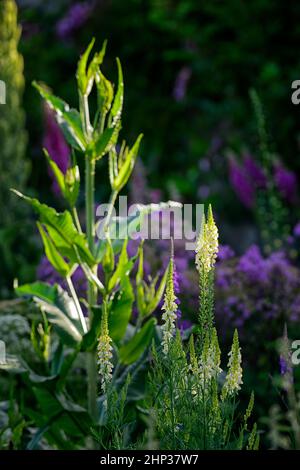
[215,244,300,346]
[43,104,70,195]
[228,158,255,208]
[56,1,94,40]
[274,164,298,204]
[218,244,235,261]
[293,222,300,237]
[173,66,192,102]
[238,245,268,283]
[198,185,210,200]
[244,154,266,188]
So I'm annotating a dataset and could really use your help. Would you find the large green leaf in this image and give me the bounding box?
[34,299,82,346]
[33,82,86,151]
[12,191,95,267]
[16,282,83,345]
[81,276,134,351]
[119,318,156,365]
[16,281,57,304]
[108,239,136,291]
[37,222,71,277]
[108,276,134,342]
[26,388,92,449]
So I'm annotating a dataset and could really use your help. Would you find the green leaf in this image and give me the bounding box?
[76,38,95,95]
[119,318,156,365]
[16,281,78,320]
[108,239,128,291]
[147,262,169,315]
[88,126,116,161]
[16,281,83,345]
[96,69,113,118]
[33,81,86,151]
[37,222,71,277]
[109,276,134,342]
[81,275,134,350]
[64,156,80,207]
[34,298,82,346]
[113,134,143,191]
[43,149,65,195]
[16,281,57,304]
[12,191,95,267]
[110,58,124,126]
[136,243,146,316]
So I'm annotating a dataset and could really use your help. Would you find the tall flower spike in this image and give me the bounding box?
[195,204,219,274]
[161,243,178,355]
[198,329,222,387]
[97,302,113,393]
[195,205,219,337]
[221,329,243,400]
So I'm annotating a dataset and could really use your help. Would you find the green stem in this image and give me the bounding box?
[72,207,83,234]
[85,154,98,419]
[103,190,118,235]
[81,92,98,420]
[66,275,87,334]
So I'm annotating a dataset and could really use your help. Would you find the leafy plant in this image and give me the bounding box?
[7,39,174,448]
[148,207,259,450]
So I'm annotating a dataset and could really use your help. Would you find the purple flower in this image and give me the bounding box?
[238,245,268,283]
[293,222,300,237]
[43,104,70,195]
[178,318,192,333]
[173,66,192,102]
[228,158,255,208]
[56,2,94,40]
[274,164,298,204]
[218,244,235,261]
[244,154,266,188]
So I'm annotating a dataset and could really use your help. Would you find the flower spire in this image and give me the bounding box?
[222,329,243,399]
[97,301,113,393]
[161,241,178,355]
[195,205,219,338]
[195,204,219,274]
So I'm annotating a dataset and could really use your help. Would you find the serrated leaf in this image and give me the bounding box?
[12,191,95,267]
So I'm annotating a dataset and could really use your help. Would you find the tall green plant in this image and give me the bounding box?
[0,0,28,227]
[149,206,259,450]
[9,39,173,448]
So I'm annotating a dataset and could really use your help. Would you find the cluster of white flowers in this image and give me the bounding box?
[195,204,219,274]
[222,329,243,399]
[97,304,113,393]
[198,330,222,387]
[161,257,178,355]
